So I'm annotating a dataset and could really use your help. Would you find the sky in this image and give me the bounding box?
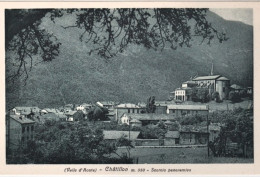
[210,8,253,26]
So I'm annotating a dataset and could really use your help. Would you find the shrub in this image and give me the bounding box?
[229,91,241,103]
[212,91,221,103]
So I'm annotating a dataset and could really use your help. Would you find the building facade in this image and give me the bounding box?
[6,114,35,151]
[192,75,230,100]
[167,105,209,117]
[115,103,146,121]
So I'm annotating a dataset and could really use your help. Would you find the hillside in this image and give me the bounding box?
[6,10,253,109]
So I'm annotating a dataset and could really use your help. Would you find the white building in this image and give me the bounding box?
[174,88,191,101]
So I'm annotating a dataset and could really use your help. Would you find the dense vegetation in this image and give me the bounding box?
[6,107,253,164]
[7,121,133,164]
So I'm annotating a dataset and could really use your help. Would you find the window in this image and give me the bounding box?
[176,138,179,144]
[27,126,29,132]
[132,109,135,113]
[137,109,140,113]
[22,127,25,133]
[128,109,130,113]
[172,110,175,113]
[31,126,34,131]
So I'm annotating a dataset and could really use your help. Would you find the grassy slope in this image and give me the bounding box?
[117,147,253,164]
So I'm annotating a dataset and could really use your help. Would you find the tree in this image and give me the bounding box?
[168,122,181,131]
[87,106,109,121]
[116,136,134,159]
[229,91,241,103]
[7,121,133,164]
[212,91,220,102]
[209,109,253,158]
[6,8,227,82]
[239,89,247,98]
[196,88,210,103]
[190,87,199,102]
[146,96,156,113]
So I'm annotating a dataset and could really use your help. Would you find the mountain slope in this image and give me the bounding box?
[6,10,253,109]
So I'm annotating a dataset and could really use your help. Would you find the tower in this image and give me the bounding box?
[210,62,214,76]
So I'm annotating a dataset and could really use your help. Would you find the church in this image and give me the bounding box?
[173,63,230,101]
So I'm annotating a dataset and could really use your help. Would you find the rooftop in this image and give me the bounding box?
[40,112,60,120]
[8,115,35,124]
[231,84,243,90]
[167,104,209,110]
[116,103,141,109]
[103,130,140,140]
[165,131,180,138]
[130,119,142,123]
[127,113,175,121]
[217,76,230,81]
[193,75,221,81]
[182,81,198,84]
[14,106,40,115]
[64,110,77,116]
[175,87,192,91]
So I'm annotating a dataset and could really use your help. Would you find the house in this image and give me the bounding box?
[64,110,85,121]
[119,114,141,127]
[96,101,116,109]
[115,103,146,121]
[42,108,63,114]
[6,114,35,151]
[124,113,176,126]
[38,111,67,122]
[230,84,244,93]
[174,87,193,102]
[130,119,142,127]
[40,112,60,122]
[173,81,198,101]
[11,106,40,117]
[64,110,77,121]
[181,81,198,88]
[247,87,253,95]
[154,102,168,114]
[179,131,209,145]
[76,103,92,113]
[107,109,116,120]
[167,104,209,117]
[103,130,140,146]
[76,105,85,111]
[164,131,180,146]
[120,113,130,125]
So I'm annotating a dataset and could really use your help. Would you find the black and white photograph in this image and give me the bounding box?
[5,7,254,166]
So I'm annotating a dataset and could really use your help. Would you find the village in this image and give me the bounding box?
[6,72,253,163]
